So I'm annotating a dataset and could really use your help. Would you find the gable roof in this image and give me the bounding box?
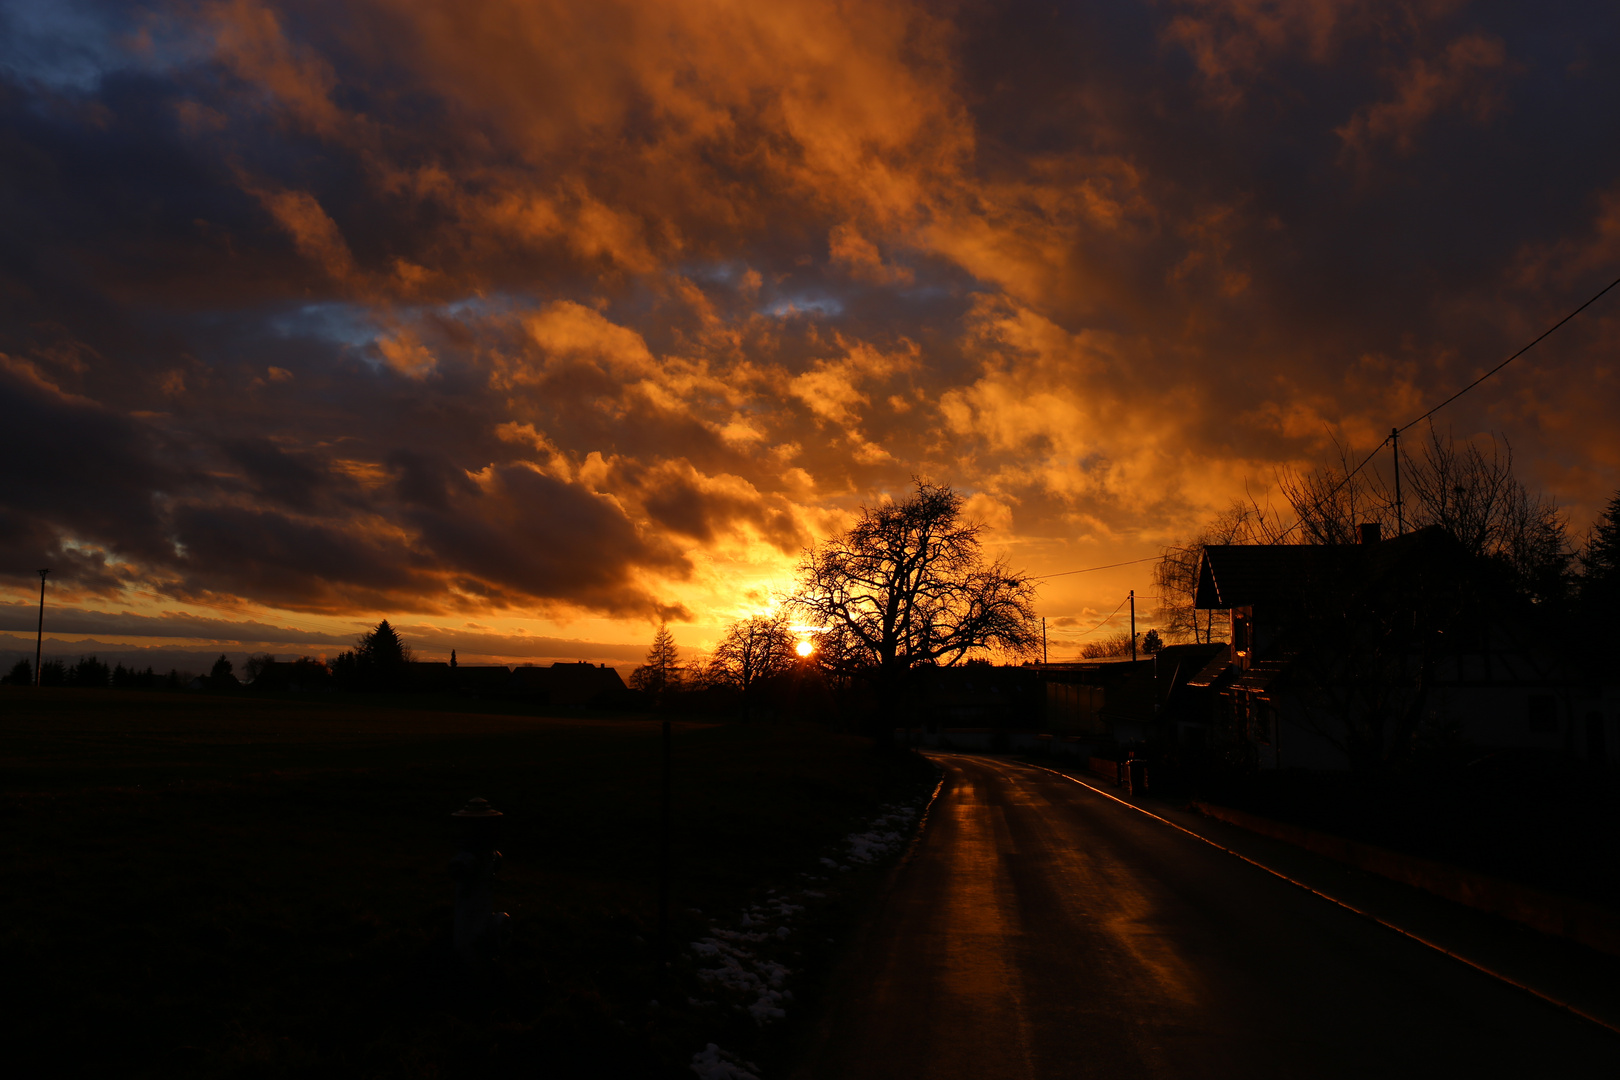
[1195,544,1342,609]
[1195,526,1460,609]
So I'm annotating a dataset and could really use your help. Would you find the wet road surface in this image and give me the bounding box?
[802,754,1620,1079]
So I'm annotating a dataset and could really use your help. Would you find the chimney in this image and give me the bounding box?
[1358,522,1382,545]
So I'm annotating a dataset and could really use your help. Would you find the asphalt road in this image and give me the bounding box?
[801,753,1620,1079]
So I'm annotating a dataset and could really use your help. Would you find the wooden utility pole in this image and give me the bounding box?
[1129,590,1137,662]
[34,568,49,687]
[1041,617,1047,665]
[658,711,671,982]
[1391,427,1404,536]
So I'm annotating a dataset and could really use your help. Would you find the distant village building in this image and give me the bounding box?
[486,661,628,705]
[1037,643,1225,748]
[453,664,514,697]
[406,661,453,692]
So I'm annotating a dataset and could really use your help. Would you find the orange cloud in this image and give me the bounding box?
[2,0,1616,653]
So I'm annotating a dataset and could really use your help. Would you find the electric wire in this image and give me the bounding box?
[1053,594,1131,641]
[1398,273,1620,436]
[26,281,1619,639]
[1033,555,1161,580]
[1265,273,1620,545]
[1032,273,1619,569]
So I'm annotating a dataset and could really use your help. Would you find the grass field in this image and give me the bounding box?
[0,689,932,1077]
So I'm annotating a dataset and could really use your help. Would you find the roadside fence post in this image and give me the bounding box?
[449,798,509,965]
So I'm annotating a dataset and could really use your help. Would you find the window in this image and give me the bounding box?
[1233,610,1251,656]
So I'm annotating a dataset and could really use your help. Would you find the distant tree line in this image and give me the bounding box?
[10,478,1045,725]
[0,619,423,695]
[1,656,196,689]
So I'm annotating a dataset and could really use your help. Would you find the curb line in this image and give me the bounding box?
[1020,760,1620,1040]
[1187,800,1620,959]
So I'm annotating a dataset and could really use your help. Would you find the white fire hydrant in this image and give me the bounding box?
[449,798,510,965]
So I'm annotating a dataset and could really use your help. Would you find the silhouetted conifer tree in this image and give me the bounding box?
[334,620,415,690]
[208,654,239,689]
[1579,490,1620,652]
[629,623,683,703]
[70,656,110,688]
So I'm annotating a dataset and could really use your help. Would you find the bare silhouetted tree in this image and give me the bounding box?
[789,481,1040,688]
[707,612,797,694]
[1273,428,1570,600]
[1578,489,1620,653]
[1154,501,1281,643]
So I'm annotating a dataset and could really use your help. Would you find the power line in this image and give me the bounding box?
[1033,555,1160,580]
[1054,594,1131,640]
[1272,438,1390,543]
[1399,274,1620,435]
[1275,273,1620,543]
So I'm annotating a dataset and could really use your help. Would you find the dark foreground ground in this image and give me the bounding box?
[0,689,930,1077]
[802,753,1620,1080]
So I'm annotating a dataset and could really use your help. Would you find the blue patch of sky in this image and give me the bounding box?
[436,293,525,323]
[682,259,748,285]
[1,1,208,95]
[764,295,845,318]
[0,0,131,92]
[267,303,379,349]
[262,292,528,364]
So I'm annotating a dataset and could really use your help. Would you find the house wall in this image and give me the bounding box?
[1599,689,1620,766]
[1431,684,1620,762]
[1045,681,1107,735]
[1238,684,1620,771]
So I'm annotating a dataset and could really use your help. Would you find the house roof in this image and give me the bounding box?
[1232,662,1287,693]
[455,665,512,686]
[508,666,551,689]
[1185,645,1235,688]
[1196,544,1342,609]
[547,662,627,691]
[1195,526,1459,609]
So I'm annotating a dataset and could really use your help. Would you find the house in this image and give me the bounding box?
[1192,524,1614,770]
[506,665,551,698]
[544,661,628,706]
[910,664,1044,730]
[454,665,512,696]
[506,661,630,706]
[1039,659,1150,740]
[1037,643,1227,748]
[407,661,454,692]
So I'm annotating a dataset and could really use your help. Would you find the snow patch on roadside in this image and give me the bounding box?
[691,1043,761,1080]
[688,792,933,1076]
[843,805,917,864]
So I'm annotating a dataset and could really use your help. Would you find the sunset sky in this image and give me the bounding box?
[3,0,1618,672]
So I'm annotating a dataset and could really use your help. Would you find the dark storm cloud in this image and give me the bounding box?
[0,0,1616,630]
[0,356,173,580]
[0,600,352,644]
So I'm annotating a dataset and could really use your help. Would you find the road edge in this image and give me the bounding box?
[780,762,947,1079]
[1021,759,1620,1040]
